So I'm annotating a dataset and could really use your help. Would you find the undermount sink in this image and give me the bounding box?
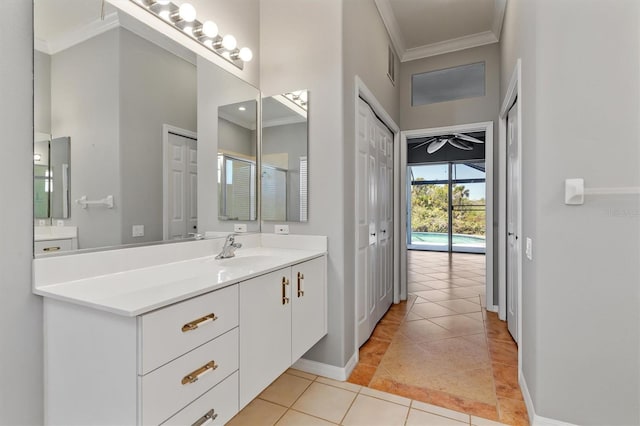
[214,254,277,267]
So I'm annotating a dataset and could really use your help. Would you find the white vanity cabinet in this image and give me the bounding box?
[44,284,240,426]
[239,256,327,408]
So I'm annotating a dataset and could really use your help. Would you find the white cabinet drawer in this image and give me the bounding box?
[35,239,73,254]
[140,284,238,374]
[161,372,238,426]
[141,328,239,426]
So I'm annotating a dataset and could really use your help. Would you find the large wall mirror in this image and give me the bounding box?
[261,91,309,222]
[33,0,260,255]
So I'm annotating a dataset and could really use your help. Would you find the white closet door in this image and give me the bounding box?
[168,133,197,239]
[506,101,520,342]
[356,98,394,346]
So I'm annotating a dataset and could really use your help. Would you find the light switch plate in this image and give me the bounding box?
[132,225,144,237]
[526,237,533,260]
[234,224,247,233]
[274,224,289,235]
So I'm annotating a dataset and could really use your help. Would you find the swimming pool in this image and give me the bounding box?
[410,232,486,252]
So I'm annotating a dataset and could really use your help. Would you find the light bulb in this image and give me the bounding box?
[222,34,237,50]
[159,9,170,20]
[183,25,193,35]
[238,106,246,111]
[156,0,170,4]
[300,90,308,102]
[203,39,213,48]
[202,21,218,38]
[178,3,196,22]
[238,47,253,62]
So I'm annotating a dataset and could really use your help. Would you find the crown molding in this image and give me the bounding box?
[492,0,507,41]
[219,111,257,131]
[375,0,507,62]
[34,38,50,54]
[262,116,306,128]
[45,12,120,55]
[402,31,498,62]
[374,0,405,57]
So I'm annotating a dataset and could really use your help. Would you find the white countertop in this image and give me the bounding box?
[33,236,327,317]
[34,226,77,242]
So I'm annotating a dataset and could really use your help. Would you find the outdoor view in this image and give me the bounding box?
[409,163,486,253]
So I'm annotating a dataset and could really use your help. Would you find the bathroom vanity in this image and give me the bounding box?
[34,234,327,425]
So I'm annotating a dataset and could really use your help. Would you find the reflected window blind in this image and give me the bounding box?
[300,157,308,221]
[229,160,252,220]
[262,166,287,221]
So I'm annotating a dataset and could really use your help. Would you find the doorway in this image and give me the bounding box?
[400,122,495,309]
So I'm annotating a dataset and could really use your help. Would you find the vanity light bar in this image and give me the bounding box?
[131,0,253,70]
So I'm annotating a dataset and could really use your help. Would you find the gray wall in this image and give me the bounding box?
[51,29,122,249]
[34,50,51,134]
[261,0,348,367]
[0,2,43,424]
[501,0,640,424]
[119,28,197,245]
[219,118,255,156]
[262,122,307,221]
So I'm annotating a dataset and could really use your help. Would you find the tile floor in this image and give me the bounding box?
[347,251,529,426]
[228,368,507,425]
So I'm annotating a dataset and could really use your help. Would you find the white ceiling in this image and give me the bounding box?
[375,0,507,62]
[34,0,114,44]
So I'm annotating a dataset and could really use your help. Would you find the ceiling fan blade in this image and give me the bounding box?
[427,139,447,154]
[411,137,438,150]
[449,139,473,150]
[454,133,484,144]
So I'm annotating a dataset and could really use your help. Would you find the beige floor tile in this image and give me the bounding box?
[448,288,484,299]
[471,415,509,425]
[292,382,357,423]
[429,315,485,335]
[315,376,362,392]
[406,408,469,425]
[434,299,482,314]
[411,400,471,422]
[276,410,337,425]
[413,290,456,302]
[464,312,485,322]
[342,394,409,426]
[228,398,287,426]
[411,302,458,319]
[396,319,457,343]
[286,368,318,381]
[259,373,313,407]
[359,386,411,406]
[449,277,485,287]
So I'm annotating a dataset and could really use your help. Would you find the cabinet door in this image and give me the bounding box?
[292,257,327,361]
[239,268,292,408]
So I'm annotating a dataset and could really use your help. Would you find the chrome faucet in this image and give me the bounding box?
[215,233,242,259]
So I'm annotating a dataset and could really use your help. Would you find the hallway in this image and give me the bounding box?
[347,251,528,425]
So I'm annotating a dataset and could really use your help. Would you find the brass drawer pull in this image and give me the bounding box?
[181,361,218,385]
[43,246,61,252]
[182,313,218,332]
[297,272,305,297]
[282,277,290,305]
[192,408,217,426]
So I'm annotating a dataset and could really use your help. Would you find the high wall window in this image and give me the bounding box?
[412,62,486,106]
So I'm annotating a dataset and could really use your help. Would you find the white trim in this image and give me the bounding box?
[374,1,506,62]
[520,372,578,426]
[292,351,358,381]
[162,124,198,240]
[498,60,522,374]
[402,31,498,62]
[218,110,257,131]
[487,304,498,313]
[373,0,405,59]
[492,0,508,42]
[400,120,494,315]
[44,12,120,55]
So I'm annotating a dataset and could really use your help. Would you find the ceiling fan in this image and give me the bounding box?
[411,133,484,154]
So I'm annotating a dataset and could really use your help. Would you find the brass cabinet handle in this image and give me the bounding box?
[181,361,218,385]
[192,408,217,426]
[182,313,218,333]
[297,272,305,297]
[282,277,290,305]
[43,246,61,252]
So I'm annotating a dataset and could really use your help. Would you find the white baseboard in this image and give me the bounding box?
[487,304,499,313]
[292,351,358,381]
[520,371,577,426]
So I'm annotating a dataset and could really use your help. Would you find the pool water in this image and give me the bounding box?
[411,232,485,246]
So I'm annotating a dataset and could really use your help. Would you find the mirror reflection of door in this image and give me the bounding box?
[165,129,198,240]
